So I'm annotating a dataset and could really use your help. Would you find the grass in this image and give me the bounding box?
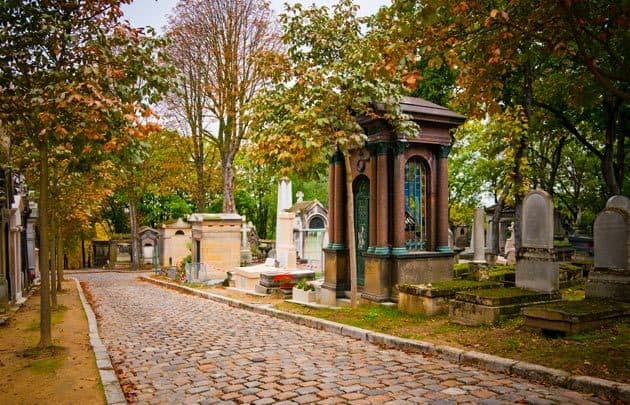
[27,304,68,331]
[168,274,629,383]
[28,356,65,375]
[274,292,630,383]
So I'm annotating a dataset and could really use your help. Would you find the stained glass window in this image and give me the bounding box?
[404,158,427,250]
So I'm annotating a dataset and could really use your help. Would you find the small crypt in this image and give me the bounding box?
[286,191,329,269]
[321,96,466,305]
[138,226,160,265]
[158,218,192,267]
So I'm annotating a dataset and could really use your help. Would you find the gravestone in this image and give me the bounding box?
[516,190,559,293]
[586,206,629,302]
[606,195,630,214]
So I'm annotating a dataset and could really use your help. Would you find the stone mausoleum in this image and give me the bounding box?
[321,97,465,305]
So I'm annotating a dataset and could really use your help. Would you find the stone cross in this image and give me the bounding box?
[296,191,304,203]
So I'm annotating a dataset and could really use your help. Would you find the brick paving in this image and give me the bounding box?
[77,272,606,404]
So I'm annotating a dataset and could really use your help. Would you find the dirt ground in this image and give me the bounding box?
[0,280,104,405]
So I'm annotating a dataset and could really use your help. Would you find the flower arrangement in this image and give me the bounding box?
[273,273,294,289]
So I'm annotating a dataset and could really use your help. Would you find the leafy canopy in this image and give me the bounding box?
[251,0,420,173]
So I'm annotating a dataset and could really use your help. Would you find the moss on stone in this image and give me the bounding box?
[430,279,500,292]
[472,287,539,299]
[539,299,630,316]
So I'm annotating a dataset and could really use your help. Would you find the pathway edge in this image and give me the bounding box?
[72,277,127,405]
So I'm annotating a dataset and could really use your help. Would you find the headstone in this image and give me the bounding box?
[521,191,554,249]
[448,228,454,250]
[606,195,630,214]
[586,207,629,302]
[516,190,559,293]
[296,191,304,203]
[472,207,486,263]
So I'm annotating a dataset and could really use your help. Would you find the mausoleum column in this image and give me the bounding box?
[436,145,451,252]
[327,155,336,248]
[375,143,389,255]
[368,147,377,253]
[333,151,345,249]
[392,142,407,255]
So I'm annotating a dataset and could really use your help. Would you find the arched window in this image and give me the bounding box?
[308,216,325,229]
[404,158,428,250]
[175,230,185,235]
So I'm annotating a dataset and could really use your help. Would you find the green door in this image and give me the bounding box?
[354,177,369,286]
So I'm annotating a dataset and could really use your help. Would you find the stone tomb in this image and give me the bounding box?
[158,218,192,268]
[322,97,466,306]
[450,190,561,325]
[189,213,242,273]
[230,259,278,293]
[255,269,316,295]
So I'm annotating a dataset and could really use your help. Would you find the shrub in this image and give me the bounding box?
[294,278,315,291]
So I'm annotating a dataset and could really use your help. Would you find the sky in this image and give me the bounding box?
[121,0,391,33]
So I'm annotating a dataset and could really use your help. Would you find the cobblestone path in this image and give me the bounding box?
[77,272,604,404]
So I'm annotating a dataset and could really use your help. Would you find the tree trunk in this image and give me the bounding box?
[342,152,358,309]
[602,97,622,196]
[50,213,57,310]
[81,236,86,269]
[514,60,533,254]
[38,142,51,348]
[129,201,139,270]
[195,154,206,212]
[548,135,568,197]
[490,198,504,255]
[56,234,63,292]
[222,155,236,213]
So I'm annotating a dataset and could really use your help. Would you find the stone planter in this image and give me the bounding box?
[167,267,178,280]
[292,287,317,303]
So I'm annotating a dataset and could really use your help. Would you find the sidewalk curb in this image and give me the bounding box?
[72,278,127,405]
[142,275,630,403]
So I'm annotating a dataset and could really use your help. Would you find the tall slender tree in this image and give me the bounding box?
[0,0,170,347]
[165,0,281,213]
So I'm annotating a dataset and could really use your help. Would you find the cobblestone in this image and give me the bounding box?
[78,273,604,404]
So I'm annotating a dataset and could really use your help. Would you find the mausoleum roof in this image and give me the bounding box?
[372,96,466,126]
[285,200,326,215]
